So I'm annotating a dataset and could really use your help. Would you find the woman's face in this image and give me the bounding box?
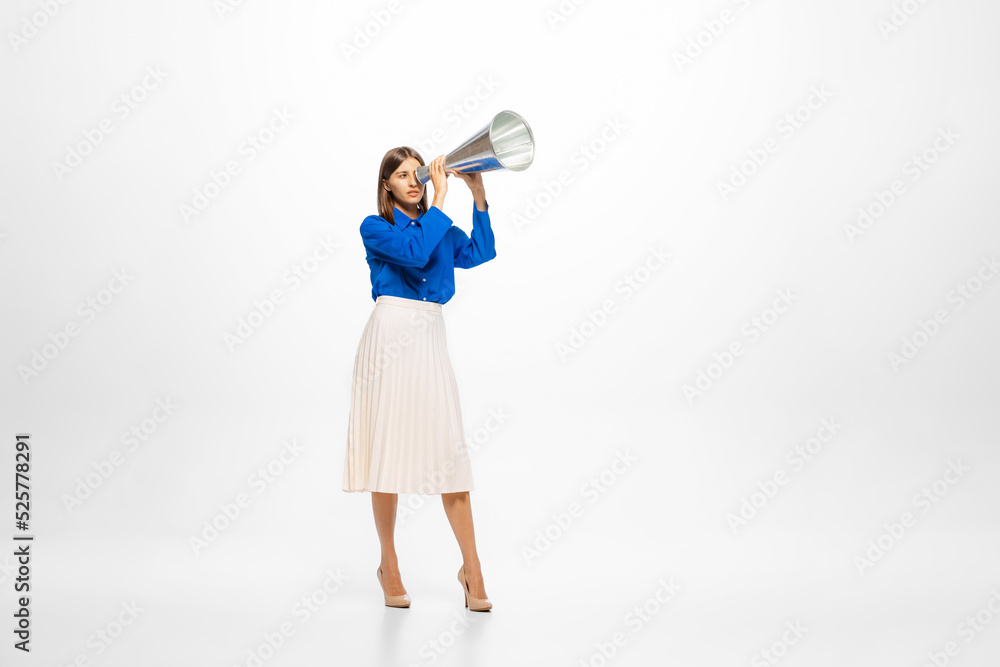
[383,157,424,206]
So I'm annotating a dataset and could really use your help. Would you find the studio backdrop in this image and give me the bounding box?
[1,1,999,666]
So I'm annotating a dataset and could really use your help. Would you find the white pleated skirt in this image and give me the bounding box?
[342,295,474,494]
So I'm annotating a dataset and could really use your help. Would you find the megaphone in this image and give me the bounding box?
[415,110,534,184]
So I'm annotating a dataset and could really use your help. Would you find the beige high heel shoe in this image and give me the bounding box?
[377,566,411,608]
[458,565,492,612]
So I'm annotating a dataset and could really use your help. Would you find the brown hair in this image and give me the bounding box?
[377,146,429,226]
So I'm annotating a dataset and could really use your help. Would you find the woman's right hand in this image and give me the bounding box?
[429,155,448,202]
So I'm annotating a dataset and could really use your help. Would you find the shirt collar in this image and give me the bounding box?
[394,205,423,225]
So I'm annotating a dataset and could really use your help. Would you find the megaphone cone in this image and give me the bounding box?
[415,110,534,184]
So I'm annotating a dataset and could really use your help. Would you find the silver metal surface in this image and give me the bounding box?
[415,110,534,184]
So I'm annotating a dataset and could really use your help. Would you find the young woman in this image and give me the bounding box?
[343,147,496,612]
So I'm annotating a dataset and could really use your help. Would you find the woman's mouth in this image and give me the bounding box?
[408,191,420,196]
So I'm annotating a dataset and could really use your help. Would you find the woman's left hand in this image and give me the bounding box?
[447,168,483,191]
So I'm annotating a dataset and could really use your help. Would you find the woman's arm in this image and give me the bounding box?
[471,186,487,212]
[430,155,448,211]
[453,200,496,269]
[446,168,486,212]
[361,208,454,267]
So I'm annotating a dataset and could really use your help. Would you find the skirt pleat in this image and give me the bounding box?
[343,295,474,494]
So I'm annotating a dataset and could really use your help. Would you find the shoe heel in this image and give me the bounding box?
[377,566,411,608]
[457,565,491,612]
[458,569,468,606]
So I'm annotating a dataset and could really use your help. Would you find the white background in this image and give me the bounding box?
[2,0,1000,665]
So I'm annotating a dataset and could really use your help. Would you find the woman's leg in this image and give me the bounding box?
[442,491,488,598]
[372,491,406,595]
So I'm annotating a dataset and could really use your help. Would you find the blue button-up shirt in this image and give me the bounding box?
[360,202,496,304]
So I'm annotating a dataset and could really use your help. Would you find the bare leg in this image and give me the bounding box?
[441,491,487,599]
[372,491,406,596]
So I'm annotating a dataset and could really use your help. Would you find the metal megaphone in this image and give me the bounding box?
[415,110,535,184]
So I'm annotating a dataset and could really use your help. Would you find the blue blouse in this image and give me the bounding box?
[360,202,496,304]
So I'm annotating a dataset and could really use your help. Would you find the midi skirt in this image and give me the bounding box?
[342,295,474,494]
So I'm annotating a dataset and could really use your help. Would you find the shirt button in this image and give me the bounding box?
[410,222,415,226]
[423,297,427,301]
[422,278,426,282]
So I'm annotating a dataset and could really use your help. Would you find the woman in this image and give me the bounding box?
[343,147,496,612]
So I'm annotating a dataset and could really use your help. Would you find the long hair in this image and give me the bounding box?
[377,146,429,226]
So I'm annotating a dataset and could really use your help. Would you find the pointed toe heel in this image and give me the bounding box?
[377,566,411,608]
[458,565,492,612]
